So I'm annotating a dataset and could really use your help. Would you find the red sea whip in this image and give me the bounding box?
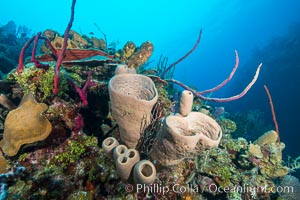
[53,0,76,94]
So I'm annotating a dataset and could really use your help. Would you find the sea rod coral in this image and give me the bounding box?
[151,30,262,103]
[16,0,77,95]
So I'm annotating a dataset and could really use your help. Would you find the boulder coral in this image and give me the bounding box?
[0,93,52,156]
[254,130,278,146]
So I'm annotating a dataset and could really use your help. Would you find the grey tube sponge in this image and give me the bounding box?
[133,160,156,185]
[115,149,140,180]
[108,73,158,148]
[102,137,119,158]
[179,90,193,116]
[113,144,128,160]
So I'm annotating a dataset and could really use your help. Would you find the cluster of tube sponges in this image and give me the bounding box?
[102,137,156,185]
[104,64,223,183]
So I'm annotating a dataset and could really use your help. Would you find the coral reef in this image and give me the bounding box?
[228,23,300,159]
[218,118,237,134]
[0,1,298,199]
[41,29,106,51]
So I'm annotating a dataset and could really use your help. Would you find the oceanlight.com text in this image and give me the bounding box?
[124,183,296,196]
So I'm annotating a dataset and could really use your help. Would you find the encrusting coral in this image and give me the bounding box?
[0,93,52,156]
[9,65,68,101]
[248,143,263,159]
[0,152,8,173]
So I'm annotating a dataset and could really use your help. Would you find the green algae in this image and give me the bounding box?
[10,65,68,101]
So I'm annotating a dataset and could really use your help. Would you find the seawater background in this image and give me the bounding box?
[0,0,299,157]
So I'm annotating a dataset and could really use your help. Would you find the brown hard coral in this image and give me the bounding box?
[43,29,58,41]
[127,41,153,69]
[1,93,52,156]
[121,41,136,62]
[69,30,89,48]
[0,152,8,173]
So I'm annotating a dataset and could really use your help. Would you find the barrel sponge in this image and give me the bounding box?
[108,73,158,148]
[150,111,222,166]
[1,93,52,156]
[114,64,136,75]
[187,112,222,149]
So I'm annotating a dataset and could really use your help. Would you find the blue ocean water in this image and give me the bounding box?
[1,0,299,165]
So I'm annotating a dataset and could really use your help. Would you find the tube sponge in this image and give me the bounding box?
[108,73,158,148]
[133,160,156,185]
[102,137,119,158]
[115,149,140,180]
[179,90,193,116]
